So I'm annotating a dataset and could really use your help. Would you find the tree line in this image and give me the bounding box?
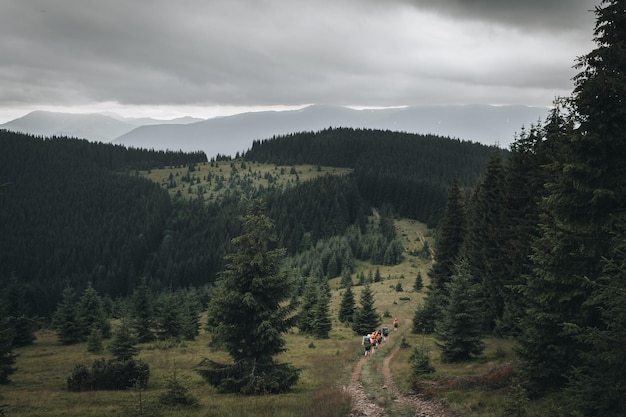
[244,128,497,226]
[412,2,625,414]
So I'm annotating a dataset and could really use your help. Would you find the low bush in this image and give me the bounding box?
[67,358,150,391]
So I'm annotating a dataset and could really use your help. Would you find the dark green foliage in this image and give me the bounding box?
[130,277,155,343]
[0,132,211,318]
[408,346,435,390]
[52,284,84,345]
[159,370,199,407]
[351,285,381,335]
[0,277,38,347]
[560,216,626,415]
[419,181,466,331]
[52,282,111,345]
[428,181,466,296]
[67,358,150,392]
[197,358,300,395]
[461,150,507,332]
[436,260,485,363]
[311,292,332,339]
[0,316,17,384]
[86,327,104,354]
[78,283,111,340]
[413,272,424,292]
[245,128,495,226]
[496,121,553,337]
[338,285,356,323]
[201,199,300,394]
[266,174,367,255]
[109,320,138,361]
[412,297,439,334]
[518,3,626,404]
[298,279,319,334]
[339,268,353,288]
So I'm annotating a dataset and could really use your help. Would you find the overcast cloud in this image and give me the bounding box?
[0,0,597,122]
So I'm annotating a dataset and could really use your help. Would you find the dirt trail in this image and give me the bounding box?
[345,336,456,417]
[346,354,387,417]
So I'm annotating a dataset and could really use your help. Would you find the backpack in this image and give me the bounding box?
[382,327,389,336]
[363,335,371,347]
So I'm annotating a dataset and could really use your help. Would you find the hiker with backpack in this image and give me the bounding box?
[362,334,372,356]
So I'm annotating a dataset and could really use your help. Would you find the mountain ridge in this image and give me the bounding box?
[2,104,548,157]
[0,110,203,143]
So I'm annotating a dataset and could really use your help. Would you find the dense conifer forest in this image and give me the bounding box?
[245,128,494,225]
[0,128,493,319]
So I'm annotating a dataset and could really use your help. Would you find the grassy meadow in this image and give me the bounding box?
[142,160,353,203]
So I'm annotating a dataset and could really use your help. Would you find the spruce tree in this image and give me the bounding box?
[351,285,381,335]
[130,277,155,343]
[0,314,17,384]
[435,259,484,362]
[78,283,111,340]
[155,291,186,340]
[418,181,466,332]
[311,291,332,339]
[298,278,319,334]
[109,319,139,361]
[200,199,299,394]
[519,1,626,402]
[413,271,423,292]
[52,284,84,345]
[497,119,559,337]
[461,150,507,332]
[1,276,37,347]
[526,1,626,412]
[338,285,356,323]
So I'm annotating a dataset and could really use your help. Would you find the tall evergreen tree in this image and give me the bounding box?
[130,277,155,343]
[351,285,382,335]
[338,285,356,324]
[497,122,554,336]
[51,284,84,345]
[77,283,111,340]
[415,181,466,333]
[298,278,319,334]
[200,199,299,394]
[461,149,507,332]
[435,259,484,363]
[1,276,37,347]
[519,1,626,403]
[524,2,626,413]
[0,312,17,384]
[311,291,332,339]
[109,319,139,361]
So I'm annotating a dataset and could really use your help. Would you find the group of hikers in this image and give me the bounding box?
[362,318,399,356]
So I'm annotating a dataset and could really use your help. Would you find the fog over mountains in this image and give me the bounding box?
[2,104,548,158]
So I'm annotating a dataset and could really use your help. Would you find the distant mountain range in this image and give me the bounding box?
[0,110,203,143]
[2,104,548,158]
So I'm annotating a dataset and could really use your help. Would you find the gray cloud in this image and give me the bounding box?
[0,0,599,121]
[396,0,596,31]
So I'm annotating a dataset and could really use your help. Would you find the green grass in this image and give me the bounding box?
[141,160,352,203]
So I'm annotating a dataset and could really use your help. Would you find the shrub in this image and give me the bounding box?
[67,358,150,391]
[408,347,435,391]
[159,371,198,407]
[198,358,300,395]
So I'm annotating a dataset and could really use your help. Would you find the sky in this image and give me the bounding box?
[0,0,598,124]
